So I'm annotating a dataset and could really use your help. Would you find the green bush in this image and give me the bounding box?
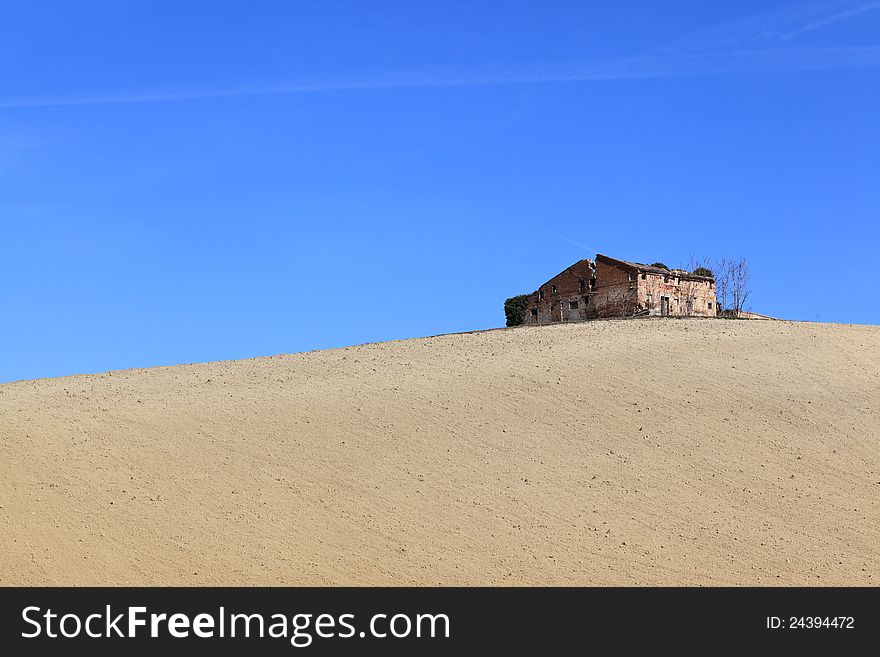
[693,266,713,278]
[650,262,669,270]
[504,294,531,327]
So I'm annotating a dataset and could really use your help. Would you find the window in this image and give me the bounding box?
[569,300,579,309]
[551,284,558,293]
[663,275,669,283]
[708,302,713,310]
[590,277,597,290]
[579,278,585,291]
[530,308,538,317]
[641,273,646,280]
[539,289,545,300]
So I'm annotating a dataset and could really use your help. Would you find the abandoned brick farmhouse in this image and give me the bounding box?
[525,254,716,323]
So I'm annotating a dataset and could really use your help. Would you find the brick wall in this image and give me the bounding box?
[525,260,596,324]
[593,258,638,317]
[524,255,718,324]
[636,272,716,316]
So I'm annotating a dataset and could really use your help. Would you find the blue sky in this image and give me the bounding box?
[1,0,878,382]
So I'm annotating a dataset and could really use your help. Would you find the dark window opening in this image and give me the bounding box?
[590,277,597,290]
[641,273,646,280]
[569,300,579,309]
[539,289,544,300]
[708,302,713,310]
[530,308,538,317]
[578,278,585,291]
[551,284,558,293]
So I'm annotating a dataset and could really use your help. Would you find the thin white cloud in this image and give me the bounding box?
[563,237,602,255]
[1,46,879,110]
[1,2,879,110]
[781,1,880,39]
[667,0,879,49]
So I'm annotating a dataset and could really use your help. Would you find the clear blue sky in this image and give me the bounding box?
[2,1,878,382]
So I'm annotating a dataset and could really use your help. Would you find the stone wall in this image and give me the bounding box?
[524,254,718,324]
[592,258,638,317]
[524,259,596,324]
[635,271,716,316]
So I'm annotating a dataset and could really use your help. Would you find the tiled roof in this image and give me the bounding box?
[595,254,714,281]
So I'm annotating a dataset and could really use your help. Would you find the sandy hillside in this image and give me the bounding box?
[1,318,878,586]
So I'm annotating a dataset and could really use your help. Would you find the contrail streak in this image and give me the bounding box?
[781,1,880,39]
[1,46,879,110]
